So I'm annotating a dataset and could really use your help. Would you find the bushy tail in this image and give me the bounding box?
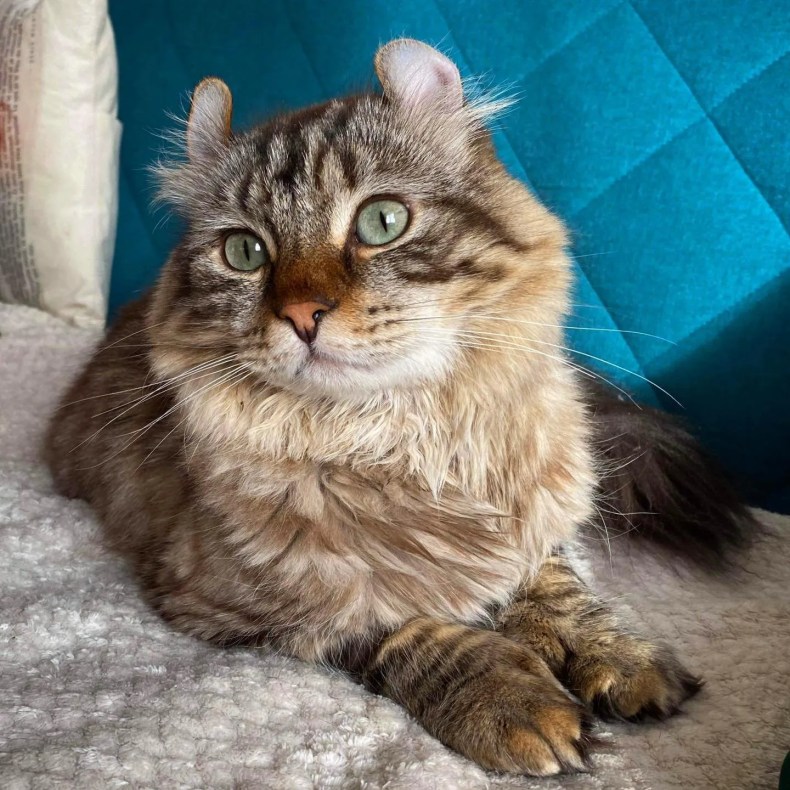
[582,377,756,569]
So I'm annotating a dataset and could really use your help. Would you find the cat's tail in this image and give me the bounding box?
[581,376,757,570]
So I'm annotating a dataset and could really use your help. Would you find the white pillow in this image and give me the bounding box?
[0,0,120,327]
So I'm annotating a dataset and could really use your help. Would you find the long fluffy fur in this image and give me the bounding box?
[584,377,756,569]
[45,38,753,776]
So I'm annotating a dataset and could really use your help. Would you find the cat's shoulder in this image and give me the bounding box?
[104,292,153,342]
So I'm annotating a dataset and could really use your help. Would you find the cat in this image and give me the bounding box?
[46,39,753,776]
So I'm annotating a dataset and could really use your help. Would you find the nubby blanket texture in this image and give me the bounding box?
[1,303,788,789]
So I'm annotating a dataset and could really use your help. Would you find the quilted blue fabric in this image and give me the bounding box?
[108,0,789,510]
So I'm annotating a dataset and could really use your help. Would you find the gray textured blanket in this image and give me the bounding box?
[1,304,788,789]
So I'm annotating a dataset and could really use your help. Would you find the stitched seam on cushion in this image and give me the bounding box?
[429,0,652,384]
[571,107,787,394]
[646,265,790,376]
[710,45,790,114]
[568,116,705,221]
[628,1,790,236]
[706,51,790,236]
[573,6,790,229]
[427,0,624,192]
[487,0,627,87]
[280,4,331,99]
[569,4,789,392]
[628,3,790,115]
[560,114,704,375]
[712,113,790,236]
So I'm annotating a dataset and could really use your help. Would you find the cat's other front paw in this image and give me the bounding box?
[567,640,702,721]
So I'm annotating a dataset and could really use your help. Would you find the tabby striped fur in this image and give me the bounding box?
[47,40,707,775]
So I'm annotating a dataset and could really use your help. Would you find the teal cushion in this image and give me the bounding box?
[108,0,790,510]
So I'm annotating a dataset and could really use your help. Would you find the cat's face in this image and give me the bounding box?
[150,40,569,400]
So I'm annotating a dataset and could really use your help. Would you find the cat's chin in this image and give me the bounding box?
[274,346,456,401]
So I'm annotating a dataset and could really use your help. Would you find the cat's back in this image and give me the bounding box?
[46,294,185,524]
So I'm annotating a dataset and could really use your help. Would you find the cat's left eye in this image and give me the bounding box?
[356,199,409,246]
[223,232,269,271]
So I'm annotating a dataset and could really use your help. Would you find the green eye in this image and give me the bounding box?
[356,199,409,246]
[223,232,269,271]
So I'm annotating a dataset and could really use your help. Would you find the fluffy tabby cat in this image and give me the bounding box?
[47,40,752,775]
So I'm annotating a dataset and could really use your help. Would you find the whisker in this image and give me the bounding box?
[90,356,241,419]
[391,311,676,346]
[568,251,614,260]
[98,317,238,351]
[101,343,227,350]
[600,449,649,478]
[417,328,640,406]
[403,320,678,407]
[61,353,239,409]
[70,357,241,452]
[451,328,669,405]
[549,342,681,407]
[592,504,613,566]
[134,369,253,471]
[101,319,169,350]
[77,363,249,470]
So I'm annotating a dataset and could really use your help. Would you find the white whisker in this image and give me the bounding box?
[76,363,249,471]
[415,327,640,406]
[70,356,241,453]
[134,369,253,471]
[64,353,239,410]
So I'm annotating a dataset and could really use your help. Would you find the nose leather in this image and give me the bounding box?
[278,300,331,344]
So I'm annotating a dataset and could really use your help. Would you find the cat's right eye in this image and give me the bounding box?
[223,232,269,272]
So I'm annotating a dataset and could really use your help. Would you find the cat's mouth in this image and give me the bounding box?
[284,337,452,396]
[306,348,374,372]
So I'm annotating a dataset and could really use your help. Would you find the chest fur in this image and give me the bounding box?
[177,377,593,658]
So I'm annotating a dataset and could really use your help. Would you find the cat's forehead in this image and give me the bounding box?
[250,96,400,165]
[229,94,458,232]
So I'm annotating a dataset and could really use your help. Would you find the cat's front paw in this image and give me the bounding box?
[567,640,702,721]
[453,662,593,775]
[367,620,595,775]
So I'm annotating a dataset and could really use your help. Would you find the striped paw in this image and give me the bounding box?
[451,660,594,775]
[567,641,702,721]
[365,618,593,775]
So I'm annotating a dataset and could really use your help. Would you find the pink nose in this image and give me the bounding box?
[278,300,332,344]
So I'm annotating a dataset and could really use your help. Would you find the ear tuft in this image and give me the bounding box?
[187,77,233,163]
[374,39,463,112]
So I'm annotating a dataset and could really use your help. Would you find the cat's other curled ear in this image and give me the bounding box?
[187,77,233,163]
[375,39,463,113]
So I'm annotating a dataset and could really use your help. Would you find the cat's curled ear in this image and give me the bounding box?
[187,77,233,163]
[375,39,463,113]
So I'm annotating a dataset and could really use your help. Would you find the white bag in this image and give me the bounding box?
[0,0,120,327]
